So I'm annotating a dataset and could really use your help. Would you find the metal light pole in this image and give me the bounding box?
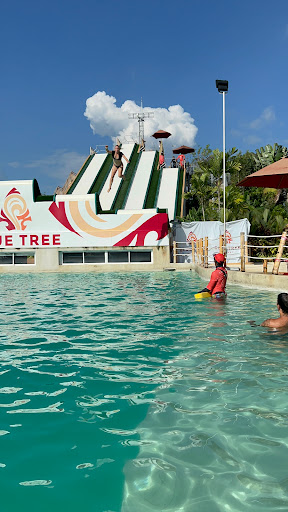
[216,80,228,254]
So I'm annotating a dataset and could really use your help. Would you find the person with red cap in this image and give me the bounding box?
[198,253,227,298]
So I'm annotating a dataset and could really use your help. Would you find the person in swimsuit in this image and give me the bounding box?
[261,293,288,329]
[105,145,130,192]
[197,253,227,298]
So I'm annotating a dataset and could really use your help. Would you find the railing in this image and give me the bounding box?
[172,241,196,264]
[172,236,223,267]
[173,226,288,275]
[246,229,288,274]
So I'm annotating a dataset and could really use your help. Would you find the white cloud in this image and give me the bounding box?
[230,129,242,138]
[249,106,276,130]
[7,161,20,169]
[7,150,87,193]
[84,91,198,153]
[9,150,86,179]
[243,135,262,146]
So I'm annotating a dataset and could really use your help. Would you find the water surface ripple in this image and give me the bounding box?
[0,272,286,512]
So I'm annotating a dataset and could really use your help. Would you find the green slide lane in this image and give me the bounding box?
[66,154,94,194]
[143,151,160,209]
[112,144,139,211]
[88,154,113,195]
[175,166,184,218]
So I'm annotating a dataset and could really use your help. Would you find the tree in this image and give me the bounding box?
[254,143,288,170]
[232,151,256,185]
[185,169,212,221]
[195,147,241,220]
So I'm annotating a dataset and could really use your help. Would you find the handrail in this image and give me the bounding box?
[247,234,281,238]
[172,229,288,275]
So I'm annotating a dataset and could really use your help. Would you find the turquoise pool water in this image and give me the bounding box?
[0,272,287,512]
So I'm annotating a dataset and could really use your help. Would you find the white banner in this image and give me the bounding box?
[173,219,250,263]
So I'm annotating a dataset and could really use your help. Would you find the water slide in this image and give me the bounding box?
[99,144,135,211]
[156,167,180,221]
[70,153,108,195]
[124,151,156,210]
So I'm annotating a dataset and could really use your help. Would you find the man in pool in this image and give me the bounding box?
[197,253,227,298]
[261,293,288,329]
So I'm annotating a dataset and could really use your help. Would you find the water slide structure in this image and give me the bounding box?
[0,143,185,273]
[62,144,184,221]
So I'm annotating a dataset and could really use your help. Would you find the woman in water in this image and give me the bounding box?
[105,145,130,192]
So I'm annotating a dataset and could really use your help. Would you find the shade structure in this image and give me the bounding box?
[237,158,288,188]
[172,145,195,155]
[152,130,171,139]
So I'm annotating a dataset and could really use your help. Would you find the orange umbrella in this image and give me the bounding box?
[152,130,171,139]
[238,158,288,188]
[173,145,195,154]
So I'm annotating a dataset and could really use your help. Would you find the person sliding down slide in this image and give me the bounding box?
[105,145,130,192]
[196,253,227,299]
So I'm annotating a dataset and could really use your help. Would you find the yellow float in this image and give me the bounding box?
[194,291,212,299]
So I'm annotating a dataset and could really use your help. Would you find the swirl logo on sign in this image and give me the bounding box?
[0,188,32,231]
[225,230,232,244]
[187,231,197,242]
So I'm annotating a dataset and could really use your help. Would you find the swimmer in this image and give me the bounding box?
[197,253,227,298]
[105,145,130,192]
[261,293,288,329]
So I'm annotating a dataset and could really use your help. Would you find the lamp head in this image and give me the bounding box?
[216,79,228,93]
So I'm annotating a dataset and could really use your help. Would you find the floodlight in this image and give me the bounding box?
[216,80,228,93]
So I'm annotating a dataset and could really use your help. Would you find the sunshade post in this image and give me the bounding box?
[180,159,186,217]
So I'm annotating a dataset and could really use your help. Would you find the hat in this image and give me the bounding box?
[214,253,225,264]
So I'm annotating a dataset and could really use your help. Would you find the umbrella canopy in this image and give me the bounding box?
[173,145,195,155]
[237,158,288,188]
[152,130,171,139]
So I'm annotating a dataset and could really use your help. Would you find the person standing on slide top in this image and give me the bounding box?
[197,253,227,298]
[105,145,130,192]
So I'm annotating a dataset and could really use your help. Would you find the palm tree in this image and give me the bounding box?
[254,143,288,169]
[253,143,288,203]
[196,148,241,220]
[185,169,212,221]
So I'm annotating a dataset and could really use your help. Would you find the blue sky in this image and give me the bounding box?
[1,0,288,193]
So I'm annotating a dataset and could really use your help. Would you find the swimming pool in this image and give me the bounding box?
[0,272,286,511]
